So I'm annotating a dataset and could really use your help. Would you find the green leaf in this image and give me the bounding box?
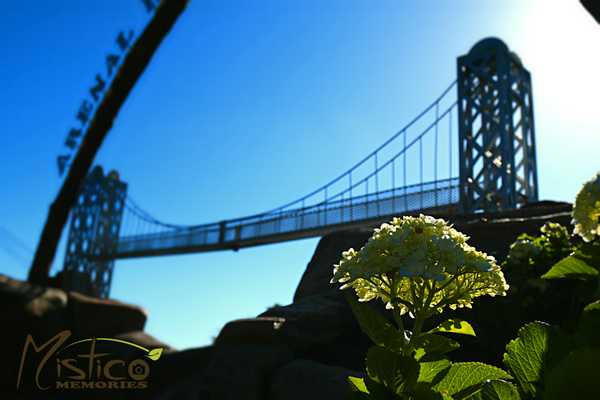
[428,319,476,336]
[413,385,452,400]
[347,293,407,350]
[543,347,600,400]
[366,346,420,395]
[348,376,369,393]
[431,362,512,397]
[541,254,599,280]
[364,375,396,400]
[418,359,452,384]
[503,321,571,398]
[470,380,521,400]
[412,333,460,361]
[575,299,600,347]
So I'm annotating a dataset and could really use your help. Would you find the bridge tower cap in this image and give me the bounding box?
[468,37,508,55]
[467,37,522,66]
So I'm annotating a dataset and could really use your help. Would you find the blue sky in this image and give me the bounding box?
[1,1,599,349]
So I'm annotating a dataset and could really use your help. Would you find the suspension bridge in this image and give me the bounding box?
[62,37,538,297]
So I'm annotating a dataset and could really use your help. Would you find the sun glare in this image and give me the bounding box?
[519,1,600,126]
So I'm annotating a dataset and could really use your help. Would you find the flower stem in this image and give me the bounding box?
[413,312,425,337]
[393,306,405,332]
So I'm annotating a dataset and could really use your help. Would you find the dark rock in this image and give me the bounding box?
[152,370,210,400]
[0,274,70,395]
[203,344,293,400]
[269,359,360,400]
[261,294,353,347]
[0,274,151,396]
[150,346,214,398]
[215,317,286,346]
[67,291,147,337]
[293,229,372,302]
[260,292,371,371]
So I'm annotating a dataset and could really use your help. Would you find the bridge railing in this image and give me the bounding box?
[113,80,460,257]
[115,177,459,257]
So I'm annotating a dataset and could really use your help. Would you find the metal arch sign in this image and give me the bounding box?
[57,0,161,176]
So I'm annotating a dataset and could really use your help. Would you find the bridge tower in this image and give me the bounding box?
[457,38,538,213]
[62,166,127,298]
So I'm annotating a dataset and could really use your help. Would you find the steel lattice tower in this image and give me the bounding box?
[457,37,538,213]
[62,166,127,298]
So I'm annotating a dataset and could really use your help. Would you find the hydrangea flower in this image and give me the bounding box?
[331,214,509,317]
[572,173,600,242]
[506,238,541,265]
[540,222,568,238]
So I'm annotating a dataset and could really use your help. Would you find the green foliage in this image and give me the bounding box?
[542,348,600,400]
[417,359,451,384]
[348,291,515,399]
[412,334,460,361]
[431,362,512,398]
[541,254,599,280]
[500,223,578,328]
[349,376,369,394]
[504,223,572,273]
[349,355,515,400]
[542,241,600,283]
[503,322,571,398]
[470,380,520,400]
[576,299,600,346]
[366,346,420,395]
[500,295,600,399]
[427,319,476,337]
[349,376,371,400]
[347,293,408,351]
[340,175,600,400]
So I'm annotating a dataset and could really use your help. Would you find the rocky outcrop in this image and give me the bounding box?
[293,229,373,301]
[0,274,147,338]
[1,201,574,399]
[259,292,371,371]
[0,274,149,397]
[204,344,293,400]
[269,359,359,400]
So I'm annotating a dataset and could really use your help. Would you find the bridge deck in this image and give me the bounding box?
[113,178,459,259]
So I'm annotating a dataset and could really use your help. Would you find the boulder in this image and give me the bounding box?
[260,292,371,371]
[269,359,360,400]
[0,274,70,394]
[67,291,147,337]
[203,344,293,400]
[199,317,294,399]
[215,317,286,346]
[0,274,150,395]
[151,370,210,400]
[293,229,372,302]
[150,346,214,398]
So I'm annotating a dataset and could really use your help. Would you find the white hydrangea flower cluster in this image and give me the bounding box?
[506,238,541,264]
[572,173,600,242]
[540,222,568,238]
[331,215,508,316]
